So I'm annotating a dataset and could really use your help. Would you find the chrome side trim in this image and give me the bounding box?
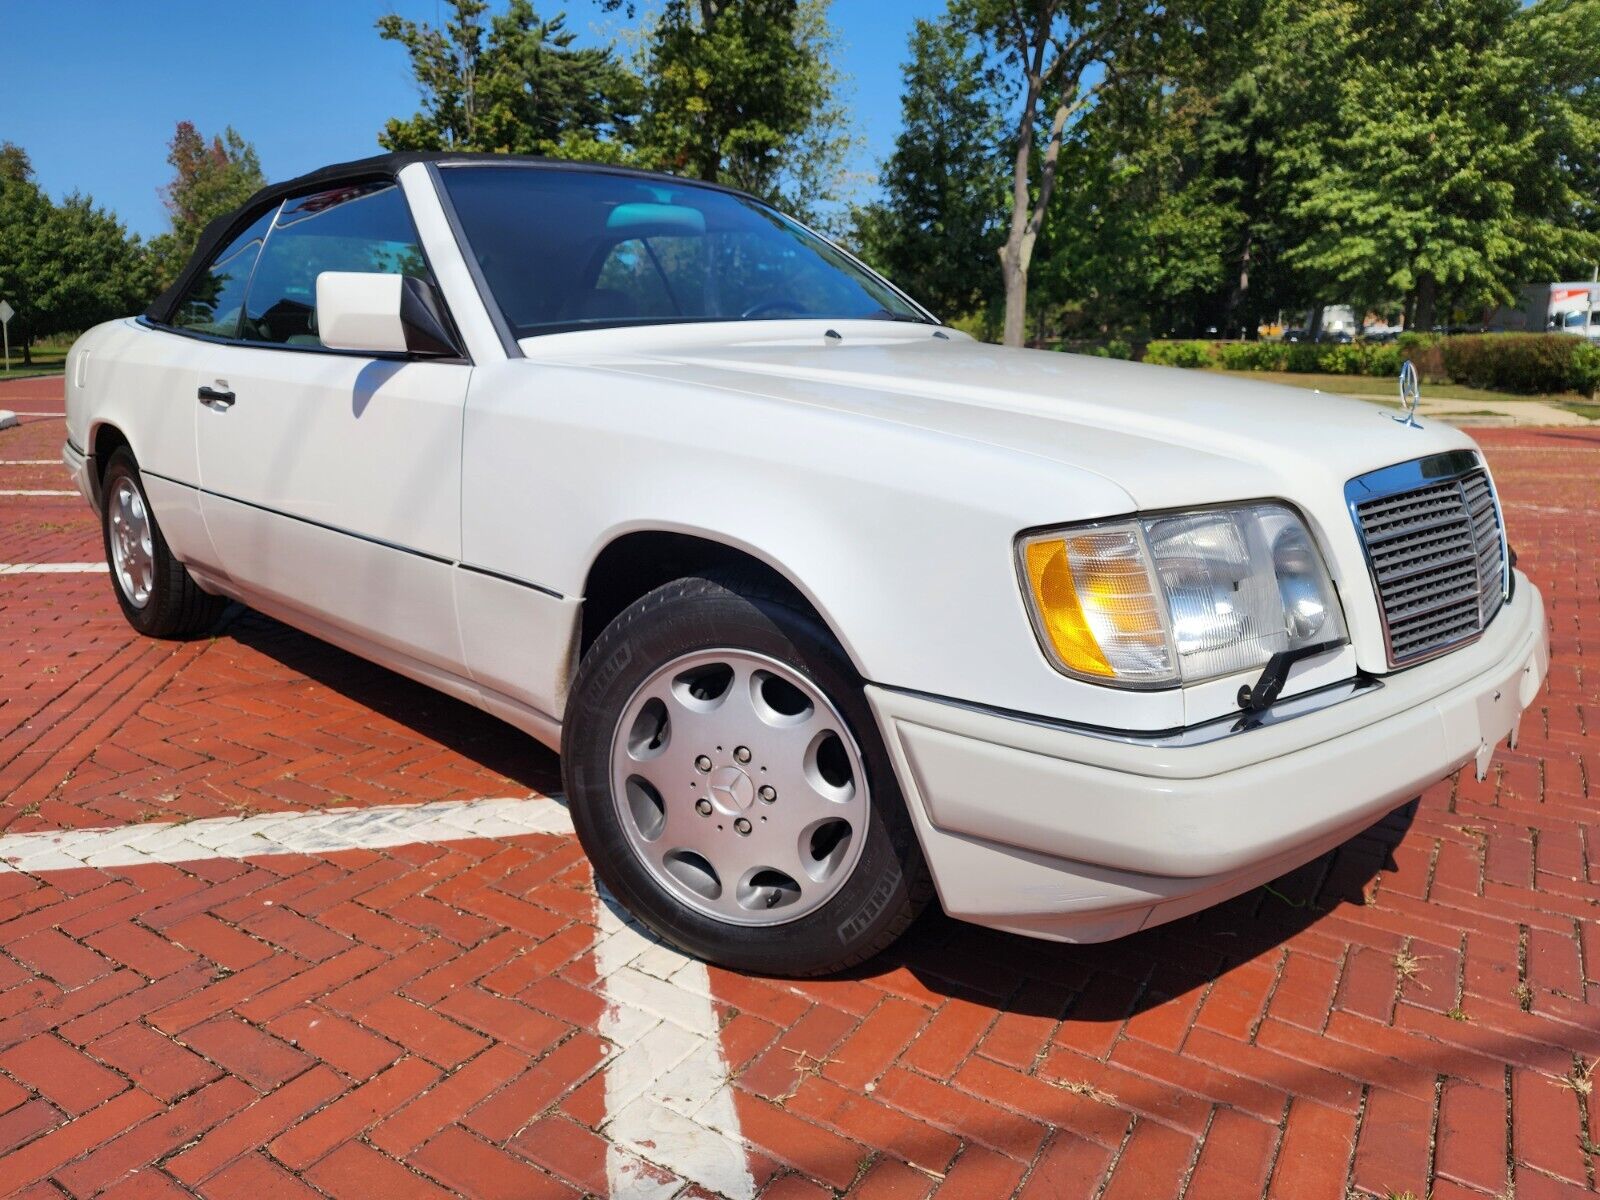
[879,674,1383,749]
[141,469,567,600]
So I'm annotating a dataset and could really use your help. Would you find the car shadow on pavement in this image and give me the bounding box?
[216,602,1414,1026]
[220,606,564,796]
[851,801,1419,1022]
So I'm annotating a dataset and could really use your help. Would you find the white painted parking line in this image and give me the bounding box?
[0,792,754,1194]
[5,412,64,418]
[0,563,108,574]
[0,795,575,872]
[596,893,756,1200]
[0,460,60,465]
[0,489,75,496]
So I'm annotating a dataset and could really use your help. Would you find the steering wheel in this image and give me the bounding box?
[740,298,808,319]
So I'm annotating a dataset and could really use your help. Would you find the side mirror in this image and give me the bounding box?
[315,271,461,357]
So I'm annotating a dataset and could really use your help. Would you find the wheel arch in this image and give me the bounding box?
[87,420,133,506]
[578,529,865,678]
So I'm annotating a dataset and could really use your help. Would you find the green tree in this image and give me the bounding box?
[0,151,150,362]
[147,121,265,288]
[377,0,640,158]
[1287,0,1600,329]
[0,142,33,184]
[851,19,1007,320]
[635,0,854,221]
[1039,0,1341,338]
[963,0,1165,346]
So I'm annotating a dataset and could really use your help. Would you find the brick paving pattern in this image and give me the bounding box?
[0,373,1596,1198]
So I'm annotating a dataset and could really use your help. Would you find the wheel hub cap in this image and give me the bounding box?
[609,648,870,927]
[706,765,754,814]
[107,477,154,610]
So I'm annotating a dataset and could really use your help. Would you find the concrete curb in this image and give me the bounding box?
[0,411,18,431]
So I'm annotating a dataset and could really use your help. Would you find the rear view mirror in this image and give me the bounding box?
[315,271,460,357]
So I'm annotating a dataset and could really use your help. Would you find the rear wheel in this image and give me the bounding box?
[100,448,226,638]
[562,572,931,976]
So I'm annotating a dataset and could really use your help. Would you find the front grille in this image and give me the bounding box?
[1348,454,1507,666]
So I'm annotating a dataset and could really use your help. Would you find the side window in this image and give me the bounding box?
[242,183,431,347]
[171,208,276,338]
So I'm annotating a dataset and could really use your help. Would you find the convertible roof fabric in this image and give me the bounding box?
[142,152,750,325]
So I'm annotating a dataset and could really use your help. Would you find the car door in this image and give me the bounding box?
[194,181,471,675]
[108,209,280,577]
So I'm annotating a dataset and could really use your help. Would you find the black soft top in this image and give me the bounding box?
[143,151,751,325]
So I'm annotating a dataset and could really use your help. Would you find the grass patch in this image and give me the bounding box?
[1205,367,1588,407]
[0,341,69,380]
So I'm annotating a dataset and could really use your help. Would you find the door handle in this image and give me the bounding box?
[197,385,235,409]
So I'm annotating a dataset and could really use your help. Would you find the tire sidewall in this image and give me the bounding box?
[562,578,923,976]
[100,450,170,635]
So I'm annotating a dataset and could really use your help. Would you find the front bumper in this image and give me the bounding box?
[868,572,1549,942]
[62,440,94,507]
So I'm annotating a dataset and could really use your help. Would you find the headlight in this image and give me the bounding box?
[1018,503,1347,688]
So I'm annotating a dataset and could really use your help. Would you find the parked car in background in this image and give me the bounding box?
[63,153,1549,975]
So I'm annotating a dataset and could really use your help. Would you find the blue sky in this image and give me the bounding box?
[6,0,930,240]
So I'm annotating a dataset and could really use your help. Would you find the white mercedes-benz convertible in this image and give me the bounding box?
[64,153,1549,975]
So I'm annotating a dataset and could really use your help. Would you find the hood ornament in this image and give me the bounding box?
[1394,360,1422,428]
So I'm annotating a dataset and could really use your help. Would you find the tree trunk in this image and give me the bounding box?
[1414,274,1437,331]
[1001,250,1028,347]
[21,338,31,366]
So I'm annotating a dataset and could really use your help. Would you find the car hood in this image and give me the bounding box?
[524,323,1478,513]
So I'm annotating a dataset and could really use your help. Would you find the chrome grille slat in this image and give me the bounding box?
[1348,457,1508,666]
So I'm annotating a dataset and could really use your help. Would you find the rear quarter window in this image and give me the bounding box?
[171,208,277,338]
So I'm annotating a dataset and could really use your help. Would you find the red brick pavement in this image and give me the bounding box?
[1,374,1596,1198]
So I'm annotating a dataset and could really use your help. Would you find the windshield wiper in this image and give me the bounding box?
[863,308,933,324]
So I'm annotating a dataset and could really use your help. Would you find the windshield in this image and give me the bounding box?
[438,165,930,337]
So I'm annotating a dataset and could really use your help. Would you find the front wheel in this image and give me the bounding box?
[561,572,931,976]
[100,448,226,638]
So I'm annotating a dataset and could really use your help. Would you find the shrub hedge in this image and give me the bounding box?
[1439,334,1596,394]
[1145,339,1406,376]
[1139,332,1597,396]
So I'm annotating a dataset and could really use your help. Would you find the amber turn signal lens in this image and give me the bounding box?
[1021,529,1175,684]
[1024,539,1114,677]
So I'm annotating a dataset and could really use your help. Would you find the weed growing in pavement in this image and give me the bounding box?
[1054,1079,1117,1105]
[1260,883,1311,909]
[1558,1056,1595,1096]
[1393,948,1427,987]
[773,1049,836,1105]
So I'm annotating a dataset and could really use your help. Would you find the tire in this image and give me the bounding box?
[100,448,226,638]
[562,571,932,977]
